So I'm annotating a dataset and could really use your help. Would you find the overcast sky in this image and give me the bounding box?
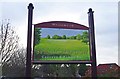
[0,0,119,66]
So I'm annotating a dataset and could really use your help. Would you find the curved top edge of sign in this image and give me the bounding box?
[34,21,89,30]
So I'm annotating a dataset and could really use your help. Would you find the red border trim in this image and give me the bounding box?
[32,21,92,64]
[34,21,89,30]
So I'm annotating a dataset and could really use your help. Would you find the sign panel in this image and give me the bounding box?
[33,27,91,62]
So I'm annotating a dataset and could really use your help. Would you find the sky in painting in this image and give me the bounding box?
[0,0,119,65]
[41,28,86,38]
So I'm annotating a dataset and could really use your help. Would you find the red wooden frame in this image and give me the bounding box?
[34,21,89,30]
[32,21,92,64]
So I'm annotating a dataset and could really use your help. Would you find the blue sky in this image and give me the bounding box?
[0,0,119,65]
[41,28,86,38]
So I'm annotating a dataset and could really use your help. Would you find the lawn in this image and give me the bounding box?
[34,38,90,61]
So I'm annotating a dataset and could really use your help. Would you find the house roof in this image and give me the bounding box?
[85,63,120,77]
[97,63,119,69]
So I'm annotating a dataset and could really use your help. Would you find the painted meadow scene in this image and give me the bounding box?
[34,28,90,61]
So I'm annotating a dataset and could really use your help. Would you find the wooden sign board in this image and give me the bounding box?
[33,21,92,64]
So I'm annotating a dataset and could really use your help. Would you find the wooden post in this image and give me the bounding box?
[88,8,97,79]
[26,3,34,78]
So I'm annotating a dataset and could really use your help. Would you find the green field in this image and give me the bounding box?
[34,38,90,61]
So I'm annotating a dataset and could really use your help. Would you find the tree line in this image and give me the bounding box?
[34,28,89,45]
[46,31,89,44]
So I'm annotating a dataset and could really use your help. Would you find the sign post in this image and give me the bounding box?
[26,3,34,78]
[88,8,97,79]
[26,3,97,78]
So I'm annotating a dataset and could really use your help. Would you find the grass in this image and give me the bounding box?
[34,38,90,61]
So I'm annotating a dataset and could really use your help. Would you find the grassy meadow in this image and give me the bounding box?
[34,38,90,61]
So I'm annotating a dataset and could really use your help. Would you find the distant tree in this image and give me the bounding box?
[76,34,82,40]
[74,36,77,39]
[52,35,62,39]
[66,37,70,39]
[70,36,76,39]
[47,35,50,39]
[81,31,89,44]
[34,28,41,45]
[62,35,66,39]
[52,35,58,39]
[82,38,89,44]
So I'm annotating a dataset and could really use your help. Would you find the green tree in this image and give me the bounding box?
[62,35,66,39]
[76,34,82,40]
[47,35,50,39]
[82,38,89,44]
[34,28,41,45]
[66,37,70,39]
[82,31,89,44]
[70,36,76,39]
[52,35,62,39]
[52,35,58,39]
